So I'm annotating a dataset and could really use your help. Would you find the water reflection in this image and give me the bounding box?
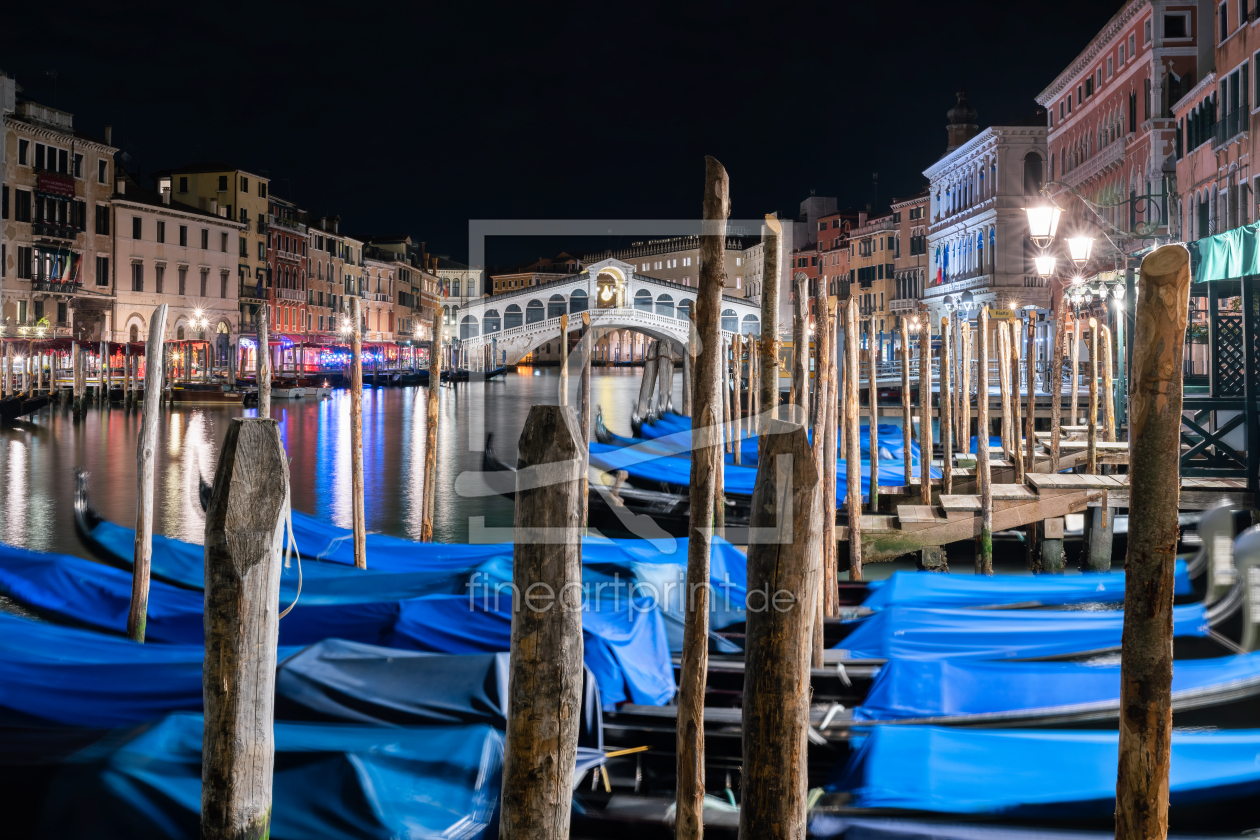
[0,369,664,560]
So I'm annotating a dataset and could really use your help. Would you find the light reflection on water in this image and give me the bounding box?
[0,368,665,557]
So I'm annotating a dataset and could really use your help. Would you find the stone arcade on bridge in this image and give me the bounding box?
[456,258,763,367]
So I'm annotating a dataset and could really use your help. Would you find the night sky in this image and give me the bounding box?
[6,0,1122,269]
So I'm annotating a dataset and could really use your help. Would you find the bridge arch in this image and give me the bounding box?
[633,289,653,312]
[721,309,738,333]
[678,299,692,322]
[484,309,501,333]
[656,293,674,319]
[460,314,479,340]
[547,294,567,319]
[526,299,544,323]
[505,304,522,329]
[742,314,760,335]
[570,288,588,313]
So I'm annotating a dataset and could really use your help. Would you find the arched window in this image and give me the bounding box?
[742,314,760,335]
[526,299,545,324]
[460,314,479,340]
[655,293,674,318]
[677,298,692,322]
[721,309,738,333]
[569,288,588,313]
[177,325,185,340]
[1022,152,1044,195]
[505,304,523,329]
[633,289,653,312]
[547,294,567,319]
[484,309,501,333]
[129,324,139,343]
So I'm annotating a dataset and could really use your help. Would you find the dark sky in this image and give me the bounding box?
[6,0,1121,268]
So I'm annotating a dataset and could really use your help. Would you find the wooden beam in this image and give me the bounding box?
[919,317,932,506]
[1101,321,1116,442]
[792,272,809,427]
[350,297,366,568]
[420,307,442,542]
[740,421,822,840]
[1050,309,1066,472]
[676,155,728,840]
[500,405,584,839]
[1010,317,1025,484]
[976,307,993,574]
[201,417,288,840]
[257,304,270,418]
[940,316,953,496]
[846,299,863,580]
[900,317,912,488]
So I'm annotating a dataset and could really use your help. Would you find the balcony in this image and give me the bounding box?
[30,280,82,294]
[276,288,304,301]
[268,214,304,232]
[370,293,391,303]
[889,298,918,313]
[31,221,81,241]
[1213,108,1249,148]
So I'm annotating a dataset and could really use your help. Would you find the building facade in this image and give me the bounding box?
[264,195,309,339]
[890,192,930,318]
[110,174,242,356]
[923,92,1050,318]
[2,95,117,338]
[581,236,749,295]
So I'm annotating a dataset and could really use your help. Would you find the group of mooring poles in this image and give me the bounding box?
[0,337,147,416]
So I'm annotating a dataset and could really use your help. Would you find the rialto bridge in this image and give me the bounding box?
[452,258,763,367]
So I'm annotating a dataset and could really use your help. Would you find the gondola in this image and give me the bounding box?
[0,392,45,422]
[168,384,243,404]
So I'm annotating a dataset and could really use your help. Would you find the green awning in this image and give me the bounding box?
[1187,221,1260,283]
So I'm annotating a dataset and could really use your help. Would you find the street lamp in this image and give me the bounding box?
[1024,201,1063,248]
[1033,255,1057,277]
[1066,236,1095,268]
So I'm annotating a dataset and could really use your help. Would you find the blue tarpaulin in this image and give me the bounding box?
[861,563,1192,610]
[855,653,1260,721]
[590,442,939,503]
[0,544,673,707]
[39,713,505,839]
[836,603,1210,660]
[830,726,1260,818]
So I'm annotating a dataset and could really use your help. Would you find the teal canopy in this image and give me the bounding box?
[1187,220,1260,283]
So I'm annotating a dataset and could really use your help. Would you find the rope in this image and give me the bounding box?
[277,503,302,619]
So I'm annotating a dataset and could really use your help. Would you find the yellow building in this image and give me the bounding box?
[151,162,270,307]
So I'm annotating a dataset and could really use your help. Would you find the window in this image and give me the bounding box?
[259,182,267,198]
[14,189,31,222]
[58,149,68,174]
[1,185,6,220]
[178,225,187,246]
[157,221,165,243]
[1085,76,1094,97]
[240,176,248,192]
[1165,12,1189,38]
[179,176,188,193]
[1145,18,1152,43]
[1077,84,1083,105]
[155,265,165,294]
[96,256,109,286]
[178,267,187,295]
[200,269,208,297]
[200,229,209,249]
[217,175,228,191]
[1120,42,1126,64]
[98,159,107,184]
[1107,56,1114,78]
[220,232,228,252]
[239,236,247,257]
[132,217,142,240]
[73,154,82,178]
[258,241,265,260]
[221,273,228,298]
[1222,2,1229,43]
[18,138,28,165]
[17,246,32,279]
[34,144,44,170]
[131,263,144,292]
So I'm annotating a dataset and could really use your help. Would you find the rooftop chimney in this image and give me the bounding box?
[320,216,327,229]
[115,177,125,195]
[945,89,979,154]
[162,187,170,205]
[104,125,112,145]
[333,219,339,233]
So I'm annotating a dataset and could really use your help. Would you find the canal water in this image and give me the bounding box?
[0,368,690,556]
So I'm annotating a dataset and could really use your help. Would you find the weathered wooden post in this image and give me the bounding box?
[676,155,728,840]
[559,313,569,406]
[1087,316,1099,476]
[759,216,783,434]
[1050,308,1066,472]
[813,303,831,479]
[940,316,953,495]
[868,319,880,512]
[1116,243,1190,840]
[732,334,743,464]
[823,298,840,616]
[900,318,912,487]
[740,421,822,840]
[349,297,366,569]
[1070,316,1081,424]
[682,331,693,417]
[790,273,807,426]
[98,340,107,404]
[1025,316,1037,474]
[919,317,932,506]
[635,340,659,421]
[997,321,1013,465]
[70,342,80,413]
[961,320,971,459]
[1082,315,1113,573]
[1102,322,1117,442]
[578,314,592,528]
[500,405,584,840]
[845,299,863,580]
[1010,317,1025,484]
[257,304,271,418]
[420,307,442,542]
[126,304,169,642]
[722,338,733,454]
[201,417,289,840]
[659,347,674,415]
[976,307,993,574]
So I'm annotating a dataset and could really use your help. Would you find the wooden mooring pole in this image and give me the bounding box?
[740,421,822,840]
[1102,322,1116,442]
[732,334,742,465]
[350,297,366,568]
[1050,308,1066,473]
[868,319,879,513]
[578,314,592,528]
[636,340,659,421]
[759,215,783,437]
[961,320,971,460]
[845,299,862,581]
[792,272,808,427]
[940,316,953,496]
[675,155,728,840]
[127,304,168,642]
[900,318,912,487]
[976,307,993,574]
[201,417,289,840]
[823,298,839,617]
[420,308,442,542]
[919,317,932,506]
[1070,316,1081,425]
[997,320,1012,465]
[1010,317,1025,485]
[500,404,584,839]
[559,313,569,406]
[1116,243,1191,840]
[257,304,271,418]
